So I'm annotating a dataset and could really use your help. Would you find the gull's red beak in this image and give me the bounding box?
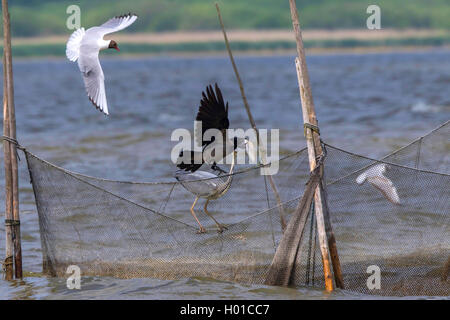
[115,46,120,52]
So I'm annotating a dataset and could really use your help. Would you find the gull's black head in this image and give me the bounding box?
[108,40,120,51]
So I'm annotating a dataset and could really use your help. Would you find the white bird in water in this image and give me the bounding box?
[66,13,138,115]
[356,163,400,205]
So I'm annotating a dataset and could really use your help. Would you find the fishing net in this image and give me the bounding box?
[24,120,449,296]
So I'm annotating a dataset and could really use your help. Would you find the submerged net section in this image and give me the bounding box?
[26,121,449,296]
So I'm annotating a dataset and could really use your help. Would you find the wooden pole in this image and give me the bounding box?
[2,56,14,280]
[441,256,449,282]
[319,176,345,289]
[2,0,22,279]
[215,3,287,231]
[289,0,344,291]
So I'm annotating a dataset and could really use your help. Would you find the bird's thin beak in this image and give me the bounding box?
[245,139,257,164]
[115,46,120,52]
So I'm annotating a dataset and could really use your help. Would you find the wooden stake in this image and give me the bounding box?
[441,256,449,282]
[320,178,345,289]
[215,3,287,231]
[289,0,344,291]
[2,61,14,280]
[2,0,22,279]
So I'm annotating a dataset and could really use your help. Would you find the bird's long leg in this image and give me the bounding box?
[203,199,228,233]
[190,196,206,234]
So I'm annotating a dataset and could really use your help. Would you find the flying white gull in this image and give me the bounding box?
[66,13,138,115]
[356,163,400,205]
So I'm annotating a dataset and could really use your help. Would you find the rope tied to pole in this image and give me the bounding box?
[2,135,25,161]
[1,135,25,150]
[4,219,20,226]
[313,144,326,170]
[303,122,320,137]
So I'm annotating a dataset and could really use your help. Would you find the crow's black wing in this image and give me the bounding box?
[195,83,229,147]
[176,150,203,172]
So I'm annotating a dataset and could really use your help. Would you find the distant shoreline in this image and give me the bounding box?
[3,29,449,58]
[10,29,449,44]
[11,46,450,62]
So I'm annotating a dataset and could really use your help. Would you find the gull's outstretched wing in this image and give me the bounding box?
[356,164,400,205]
[367,175,400,204]
[97,13,138,36]
[78,54,108,115]
[195,83,229,147]
[66,28,85,62]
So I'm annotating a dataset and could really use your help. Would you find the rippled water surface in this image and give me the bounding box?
[0,50,449,299]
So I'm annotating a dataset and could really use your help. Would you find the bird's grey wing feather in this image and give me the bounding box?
[356,163,386,184]
[98,13,138,36]
[175,170,219,197]
[66,28,85,62]
[78,52,108,114]
[367,176,400,204]
[175,170,218,183]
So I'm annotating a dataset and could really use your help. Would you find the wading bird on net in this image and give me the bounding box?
[175,150,240,233]
[175,84,249,233]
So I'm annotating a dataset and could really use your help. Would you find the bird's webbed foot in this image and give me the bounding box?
[216,224,228,234]
[196,226,207,234]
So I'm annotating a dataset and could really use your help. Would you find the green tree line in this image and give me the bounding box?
[4,0,450,37]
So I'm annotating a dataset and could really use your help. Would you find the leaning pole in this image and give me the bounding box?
[289,0,344,291]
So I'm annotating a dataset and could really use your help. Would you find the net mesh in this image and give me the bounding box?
[25,121,449,296]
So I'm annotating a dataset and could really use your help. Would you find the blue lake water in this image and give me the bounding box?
[0,50,449,299]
